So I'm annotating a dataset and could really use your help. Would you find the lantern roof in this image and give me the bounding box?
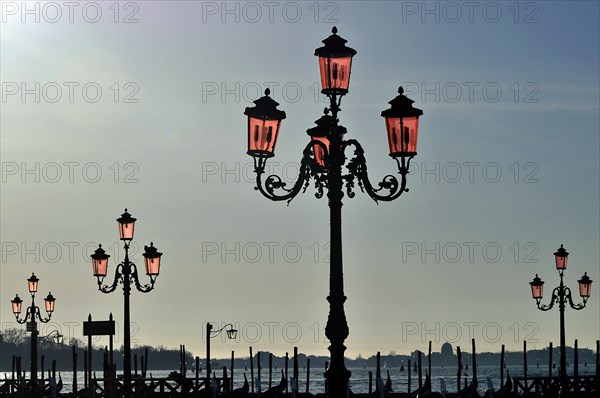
[143,242,163,259]
[554,244,569,258]
[244,88,287,121]
[314,27,357,58]
[117,208,136,224]
[91,244,110,260]
[381,87,424,118]
[529,274,544,286]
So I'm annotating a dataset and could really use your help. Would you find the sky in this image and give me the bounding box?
[1,1,599,361]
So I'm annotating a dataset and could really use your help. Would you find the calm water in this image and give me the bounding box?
[2,365,597,395]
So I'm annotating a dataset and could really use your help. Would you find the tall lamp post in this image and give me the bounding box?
[90,209,163,398]
[205,323,237,389]
[10,273,56,397]
[529,244,592,395]
[243,27,423,397]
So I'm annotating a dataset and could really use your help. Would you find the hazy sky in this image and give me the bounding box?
[1,1,599,360]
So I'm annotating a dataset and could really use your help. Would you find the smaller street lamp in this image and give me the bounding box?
[40,330,64,346]
[205,323,237,389]
[10,273,56,395]
[529,244,592,395]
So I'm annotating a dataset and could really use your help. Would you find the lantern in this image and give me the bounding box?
[143,242,162,276]
[91,244,110,277]
[554,244,568,271]
[226,327,238,340]
[307,113,333,167]
[117,208,137,241]
[314,27,357,95]
[11,294,23,315]
[381,87,423,158]
[529,274,544,300]
[578,273,592,298]
[244,88,286,159]
[44,292,56,313]
[28,273,39,294]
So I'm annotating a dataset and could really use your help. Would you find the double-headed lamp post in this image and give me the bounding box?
[243,27,423,397]
[90,209,163,398]
[10,273,56,396]
[205,323,237,387]
[529,244,592,394]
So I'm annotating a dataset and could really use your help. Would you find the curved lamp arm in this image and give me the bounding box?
[536,287,560,311]
[40,330,63,344]
[97,263,123,294]
[343,139,411,203]
[254,141,326,204]
[131,263,156,293]
[210,323,235,336]
[564,286,588,310]
[14,306,33,324]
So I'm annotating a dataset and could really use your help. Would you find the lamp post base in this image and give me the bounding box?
[324,361,351,398]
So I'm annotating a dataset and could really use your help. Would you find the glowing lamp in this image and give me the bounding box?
[381,87,423,158]
[578,273,592,298]
[314,27,356,95]
[44,292,56,313]
[117,209,137,241]
[244,88,286,159]
[529,274,544,300]
[28,273,39,294]
[91,244,110,277]
[143,242,162,276]
[11,294,23,315]
[554,244,568,271]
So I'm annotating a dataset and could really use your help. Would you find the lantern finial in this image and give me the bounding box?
[332,26,337,34]
[398,86,404,95]
[265,88,270,96]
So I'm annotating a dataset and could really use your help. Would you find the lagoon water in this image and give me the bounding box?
[2,365,597,395]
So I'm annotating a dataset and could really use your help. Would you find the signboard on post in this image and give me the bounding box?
[83,320,115,336]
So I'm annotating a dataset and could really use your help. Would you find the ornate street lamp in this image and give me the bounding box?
[243,27,423,397]
[205,323,237,389]
[10,273,56,396]
[90,209,163,398]
[529,244,592,395]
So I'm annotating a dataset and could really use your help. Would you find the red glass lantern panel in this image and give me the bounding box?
[313,136,329,167]
[11,295,23,315]
[44,292,56,313]
[385,116,419,157]
[318,56,353,94]
[248,117,281,158]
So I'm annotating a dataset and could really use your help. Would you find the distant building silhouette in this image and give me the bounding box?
[440,342,455,362]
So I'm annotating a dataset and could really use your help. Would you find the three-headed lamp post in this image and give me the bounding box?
[11,273,56,396]
[529,244,592,395]
[243,27,424,397]
[90,209,163,398]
